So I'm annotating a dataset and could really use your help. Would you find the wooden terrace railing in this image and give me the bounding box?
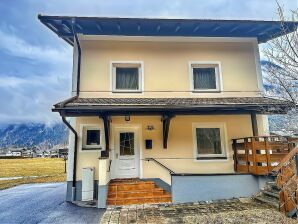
[232,136,298,175]
[272,146,298,217]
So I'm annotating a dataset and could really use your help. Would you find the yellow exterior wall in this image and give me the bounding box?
[78,39,260,98]
[74,115,266,184]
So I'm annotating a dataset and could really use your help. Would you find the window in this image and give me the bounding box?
[190,63,221,92]
[119,132,135,156]
[193,123,227,159]
[111,62,143,92]
[82,127,102,150]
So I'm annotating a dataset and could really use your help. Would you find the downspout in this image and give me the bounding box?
[72,19,82,96]
[62,116,78,201]
[60,19,81,201]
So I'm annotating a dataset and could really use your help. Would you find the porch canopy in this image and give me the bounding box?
[53,96,292,149]
[38,15,298,45]
[53,96,291,116]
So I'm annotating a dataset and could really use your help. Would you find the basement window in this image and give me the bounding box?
[111,62,143,93]
[193,123,227,159]
[82,127,102,150]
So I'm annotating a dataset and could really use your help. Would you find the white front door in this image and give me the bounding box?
[112,127,140,179]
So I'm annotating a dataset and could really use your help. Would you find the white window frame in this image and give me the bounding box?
[192,122,227,160]
[81,125,103,150]
[189,61,222,93]
[110,61,144,93]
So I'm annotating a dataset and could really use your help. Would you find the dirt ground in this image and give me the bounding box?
[100,199,296,224]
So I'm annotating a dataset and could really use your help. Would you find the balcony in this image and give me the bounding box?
[232,136,298,175]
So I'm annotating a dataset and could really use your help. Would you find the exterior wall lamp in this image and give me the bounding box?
[125,115,130,121]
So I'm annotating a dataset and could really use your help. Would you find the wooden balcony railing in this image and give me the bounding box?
[273,146,298,217]
[232,136,298,175]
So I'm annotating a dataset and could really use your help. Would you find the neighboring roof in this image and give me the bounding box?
[53,97,292,115]
[38,15,298,45]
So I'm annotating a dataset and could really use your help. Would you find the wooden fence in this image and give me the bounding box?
[232,136,297,175]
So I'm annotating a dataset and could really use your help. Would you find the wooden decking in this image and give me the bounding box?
[107,179,171,206]
[232,136,297,175]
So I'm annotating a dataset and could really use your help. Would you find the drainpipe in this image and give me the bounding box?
[62,116,78,201]
[72,18,82,96]
[59,20,81,201]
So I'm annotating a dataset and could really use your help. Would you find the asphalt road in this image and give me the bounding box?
[0,182,104,224]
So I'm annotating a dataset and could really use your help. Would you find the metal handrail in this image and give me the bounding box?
[145,158,175,174]
[108,159,112,172]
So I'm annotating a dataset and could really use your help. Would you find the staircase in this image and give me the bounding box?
[254,178,280,209]
[107,179,172,206]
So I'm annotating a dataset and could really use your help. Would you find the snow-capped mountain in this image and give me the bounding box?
[0,123,68,148]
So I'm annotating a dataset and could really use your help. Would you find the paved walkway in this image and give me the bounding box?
[100,199,296,224]
[0,182,104,224]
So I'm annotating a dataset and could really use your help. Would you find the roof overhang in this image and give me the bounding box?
[52,97,293,117]
[38,15,298,46]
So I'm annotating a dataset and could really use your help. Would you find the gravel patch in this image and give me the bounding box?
[100,199,296,224]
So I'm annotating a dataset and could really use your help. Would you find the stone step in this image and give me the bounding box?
[107,179,172,206]
[254,195,279,209]
[108,183,156,192]
[107,195,171,206]
[266,181,279,189]
[108,189,168,198]
[261,190,279,199]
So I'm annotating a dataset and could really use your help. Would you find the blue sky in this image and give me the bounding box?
[0,0,297,125]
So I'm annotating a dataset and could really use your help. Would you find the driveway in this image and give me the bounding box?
[0,182,104,224]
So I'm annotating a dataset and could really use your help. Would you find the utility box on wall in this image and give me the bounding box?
[82,167,94,201]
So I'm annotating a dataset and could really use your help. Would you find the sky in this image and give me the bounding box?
[0,0,297,125]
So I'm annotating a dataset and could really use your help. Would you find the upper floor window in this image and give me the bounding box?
[190,62,221,92]
[111,62,143,93]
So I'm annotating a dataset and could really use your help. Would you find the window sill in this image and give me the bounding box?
[196,157,227,160]
[112,90,143,93]
[82,147,102,151]
[192,90,221,93]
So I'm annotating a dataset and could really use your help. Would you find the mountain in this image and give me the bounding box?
[0,123,69,149]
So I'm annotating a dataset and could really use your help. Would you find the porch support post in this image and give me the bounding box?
[162,114,174,149]
[250,112,259,136]
[100,114,110,157]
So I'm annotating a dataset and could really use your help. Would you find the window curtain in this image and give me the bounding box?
[193,68,216,89]
[196,128,222,154]
[116,68,139,90]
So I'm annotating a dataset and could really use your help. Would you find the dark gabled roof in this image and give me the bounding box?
[53,97,292,116]
[38,15,298,45]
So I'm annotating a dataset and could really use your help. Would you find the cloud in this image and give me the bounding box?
[0,28,71,63]
[0,73,70,125]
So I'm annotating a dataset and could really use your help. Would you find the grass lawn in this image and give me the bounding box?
[0,158,66,190]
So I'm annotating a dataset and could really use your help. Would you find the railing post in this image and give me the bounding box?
[251,137,257,175]
[232,139,237,172]
[295,154,298,174]
[264,137,270,173]
[244,138,249,173]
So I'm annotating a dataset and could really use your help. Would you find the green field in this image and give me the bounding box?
[0,158,66,190]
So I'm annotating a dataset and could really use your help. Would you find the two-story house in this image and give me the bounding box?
[39,16,297,208]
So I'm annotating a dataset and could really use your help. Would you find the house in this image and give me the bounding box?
[39,16,298,208]
[9,148,23,157]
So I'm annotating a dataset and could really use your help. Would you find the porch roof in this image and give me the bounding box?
[38,15,298,45]
[53,96,292,116]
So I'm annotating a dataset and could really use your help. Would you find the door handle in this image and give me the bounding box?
[116,153,119,159]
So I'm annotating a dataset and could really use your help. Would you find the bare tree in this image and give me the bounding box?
[262,4,298,134]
